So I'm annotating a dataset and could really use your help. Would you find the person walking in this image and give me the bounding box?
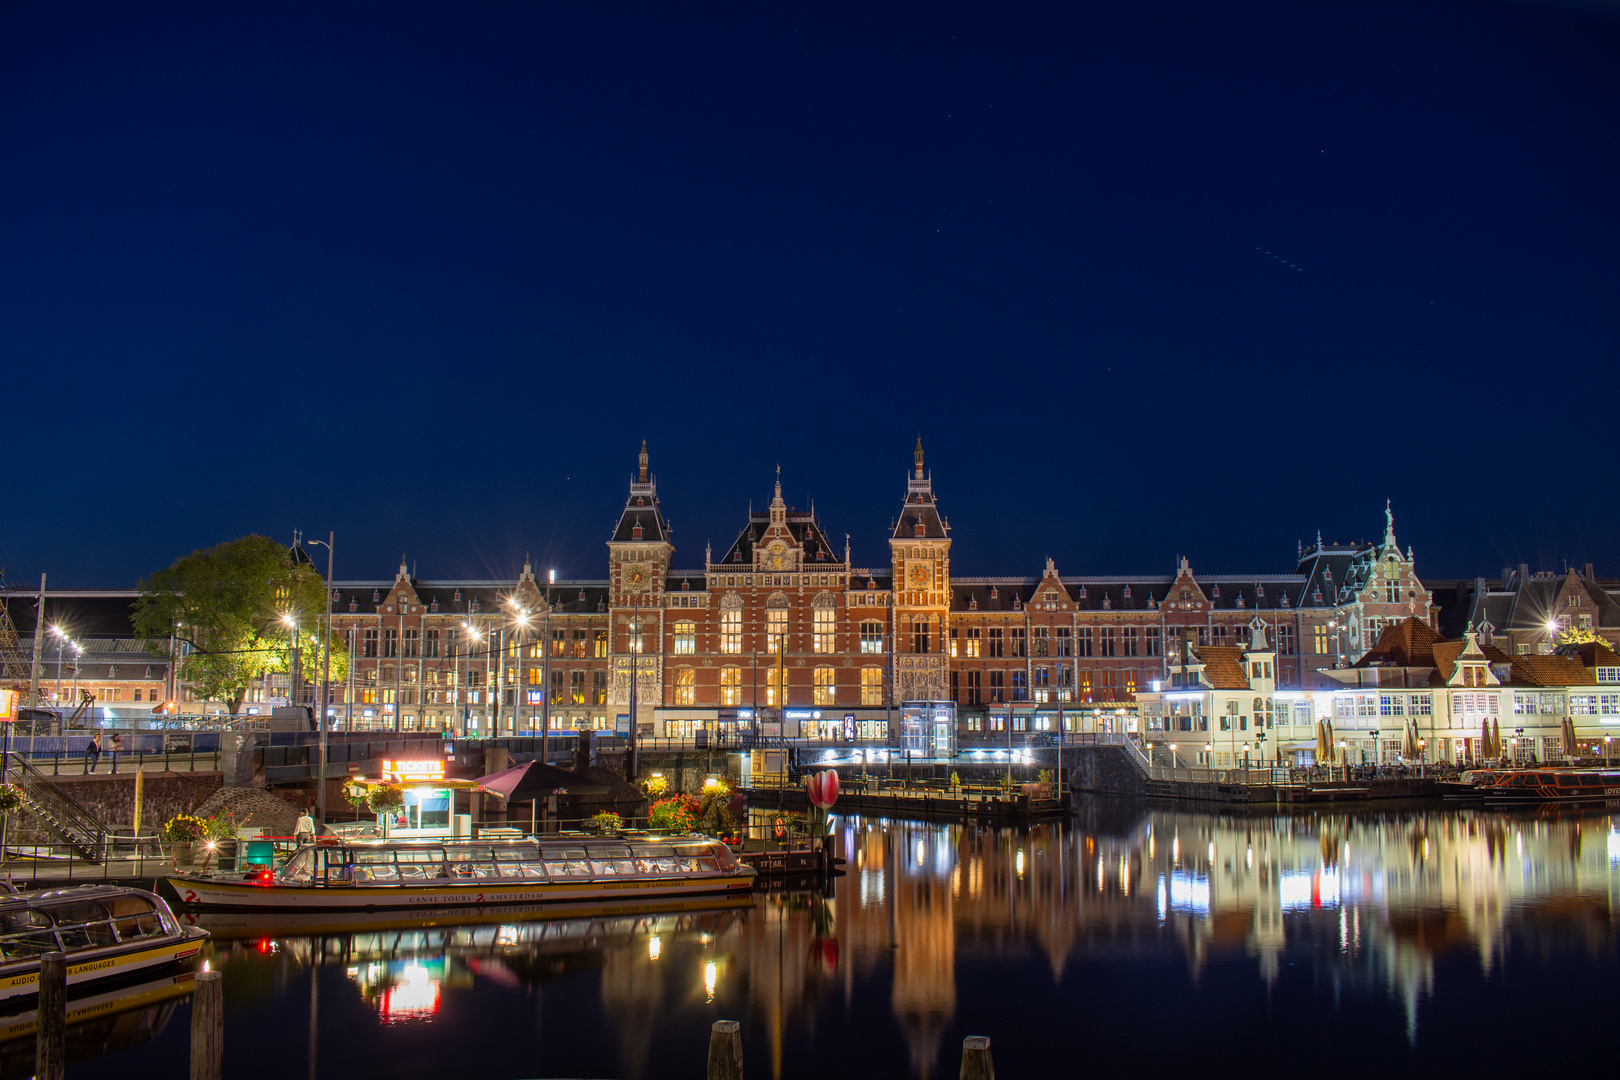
[294,808,316,845]
[85,732,102,772]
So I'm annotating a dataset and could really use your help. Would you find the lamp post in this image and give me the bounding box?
[1368,729,1380,767]
[1203,741,1212,767]
[304,533,335,826]
[1605,735,1612,768]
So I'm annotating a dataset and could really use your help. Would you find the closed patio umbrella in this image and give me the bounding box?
[1492,718,1503,761]
[1564,716,1579,758]
[1480,719,1492,762]
[1403,720,1419,760]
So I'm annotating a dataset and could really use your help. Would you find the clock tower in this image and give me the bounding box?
[889,438,951,702]
[607,441,673,729]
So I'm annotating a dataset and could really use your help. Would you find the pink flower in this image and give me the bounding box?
[806,769,840,809]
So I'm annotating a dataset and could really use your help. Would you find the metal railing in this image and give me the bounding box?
[10,748,223,775]
[1,833,170,885]
[5,756,114,862]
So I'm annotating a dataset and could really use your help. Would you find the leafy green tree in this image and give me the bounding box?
[134,534,346,715]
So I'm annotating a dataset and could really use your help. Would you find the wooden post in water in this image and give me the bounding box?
[191,969,223,1080]
[960,1035,995,1080]
[36,951,66,1080]
[707,1019,743,1080]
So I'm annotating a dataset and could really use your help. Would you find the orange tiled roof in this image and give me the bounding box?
[1562,640,1620,669]
[1192,645,1250,689]
[1355,617,1444,668]
[1509,654,1596,687]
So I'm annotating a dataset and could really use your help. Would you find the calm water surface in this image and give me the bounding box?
[38,799,1620,1079]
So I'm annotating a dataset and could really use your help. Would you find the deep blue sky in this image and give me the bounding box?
[4,1,1617,587]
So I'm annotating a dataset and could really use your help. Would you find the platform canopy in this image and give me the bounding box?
[474,761,610,801]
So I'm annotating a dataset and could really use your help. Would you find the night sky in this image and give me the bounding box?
[4,1,1617,588]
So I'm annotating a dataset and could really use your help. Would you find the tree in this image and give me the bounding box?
[134,535,347,715]
[1556,627,1608,650]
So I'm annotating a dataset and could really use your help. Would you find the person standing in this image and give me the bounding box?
[294,808,316,845]
[85,732,102,772]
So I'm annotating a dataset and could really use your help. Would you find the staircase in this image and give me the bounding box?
[5,754,109,862]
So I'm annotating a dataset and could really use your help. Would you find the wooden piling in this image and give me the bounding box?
[959,1035,994,1080]
[36,951,66,1080]
[191,969,223,1080]
[706,1019,743,1080]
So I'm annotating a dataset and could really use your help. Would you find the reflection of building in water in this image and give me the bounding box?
[889,823,956,1080]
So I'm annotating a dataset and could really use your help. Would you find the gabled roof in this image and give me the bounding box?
[1430,639,1511,685]
[714,506,836,566]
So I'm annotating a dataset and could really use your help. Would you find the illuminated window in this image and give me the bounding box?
[1031,626,1049,657]
[765,664,783,706]
[766,595,789,654]
[965,626,981,657]
[720,667,741,706]
[675,667,696,706]
[814,666,835,705]
[552,628,566,657]
[813,594,836,653]
[594,629,608,658]
[860,667,884,706]
[593,670,607,705]
[571,670,586,705]
[673,620,696,655]
[573,629,588,658]
[860,621,884,654]
[1010,627,1026,657]
[720,595,743,654]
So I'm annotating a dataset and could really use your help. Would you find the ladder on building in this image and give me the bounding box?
[4,754,109,863]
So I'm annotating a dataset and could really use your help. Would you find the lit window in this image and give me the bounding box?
[813,605,835,654]
[860,667,884,706]
[720,667,741,706]
[860,621,884,654]
[814,666,835,705]
[673,620,696,655]
[675,667,696,706]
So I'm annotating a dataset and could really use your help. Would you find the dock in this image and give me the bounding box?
[745,782,1067,821]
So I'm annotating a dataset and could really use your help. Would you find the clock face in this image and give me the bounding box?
[908,562,931,588]
[626,565,649,590]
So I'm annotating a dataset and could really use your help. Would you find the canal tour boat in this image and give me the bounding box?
[165,834,758,910]
[1480,768,1620,804]
[0,886,207,1003]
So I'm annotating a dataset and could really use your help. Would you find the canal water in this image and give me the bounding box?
[27,798,1620,1080]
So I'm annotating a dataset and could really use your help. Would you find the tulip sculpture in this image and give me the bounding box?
[805,769,840,840]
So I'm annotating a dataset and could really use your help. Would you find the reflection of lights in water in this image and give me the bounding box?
[1015,849,1024,878]
[1120,856,1130,896]
[1172,834,1178,862]
[1096,857,1103,892]
[917,841,926,863]
[1609,831,1620,865]
[1156,875,1167,920]
[1246,846,1252,871]
[704,961,718,1002]
[380,964,440,1023]
[1208,842,1215,863]
[649,935,662,961]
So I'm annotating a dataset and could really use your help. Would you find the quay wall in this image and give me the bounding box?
[9,772,225,846]
[1064,745,1148,797]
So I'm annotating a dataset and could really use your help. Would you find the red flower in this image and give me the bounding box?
[806,769,840,809]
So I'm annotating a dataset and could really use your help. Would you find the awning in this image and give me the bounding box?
[475,761,611,801]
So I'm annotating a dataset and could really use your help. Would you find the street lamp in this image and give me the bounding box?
[303,532,336,825]
[1605,736,1612,768]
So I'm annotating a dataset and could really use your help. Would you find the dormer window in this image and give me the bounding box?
[1212,585,1221,600]
[914,521,925,537]
[1323,568,1332,581]
[1014,598,1022,611]
[636,497,645,507]
[1102,596,1111,610]
[733,551,742,562]
[1078,585,1087,600]
[598,601,605,611]
[430,600,439,612]
[372,590,380,602]
[969,597,978,611]
[1122,585,1132,600]
[1255,584,1265,598]
[632,522,643,539]
[1280,593,1290,608]
[349,601,357,612]
[453,590,461,602]
[1236,596,1245,609]
[682,580,690,591]
[990,586,999,600]
[1313,589,1323,604]
[470,599,479,613]
[578,589,586,601]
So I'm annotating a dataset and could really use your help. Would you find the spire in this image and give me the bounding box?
[638,440,649,484]
[397,554,408,581]
[1383,499,1398,553]
[914,436,924,480]
[774,464,781,501]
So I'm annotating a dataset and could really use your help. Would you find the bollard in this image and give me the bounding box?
[707,1019,743,1080]
[960,1035,994,1080]
[36,951,66,1080]
[191,969,223,1080]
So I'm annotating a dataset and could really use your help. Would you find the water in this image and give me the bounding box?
[31,799,1620,1079]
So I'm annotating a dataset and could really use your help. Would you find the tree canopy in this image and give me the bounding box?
[134,534,347,714]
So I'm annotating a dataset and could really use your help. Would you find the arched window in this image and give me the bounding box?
[860,667,885,706]
[675,667,696,706]
[812,592,836,653]
[814,666,836,705]
[720,594,742,654]
[766,592,789,654]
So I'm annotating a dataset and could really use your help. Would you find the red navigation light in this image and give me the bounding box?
[253,869,275,886]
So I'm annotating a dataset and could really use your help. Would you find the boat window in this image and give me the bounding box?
[592,845,633,859]
[0,928,59,960]
[494,845,541,863]
[355,851,396,865]
[283,851,316,883]
[630,845,672,858]
[445,847,493,863]
[395,849,444,864]
[1,908,53,932]
[110,895,166,940]
[542,848,589,861]
[42,901,116,949]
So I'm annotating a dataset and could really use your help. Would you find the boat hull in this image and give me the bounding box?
[166,871,755,910]
[0,930,207,1002]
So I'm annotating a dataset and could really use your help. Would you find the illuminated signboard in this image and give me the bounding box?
[0,689,15,723]
[381,759,445,783]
